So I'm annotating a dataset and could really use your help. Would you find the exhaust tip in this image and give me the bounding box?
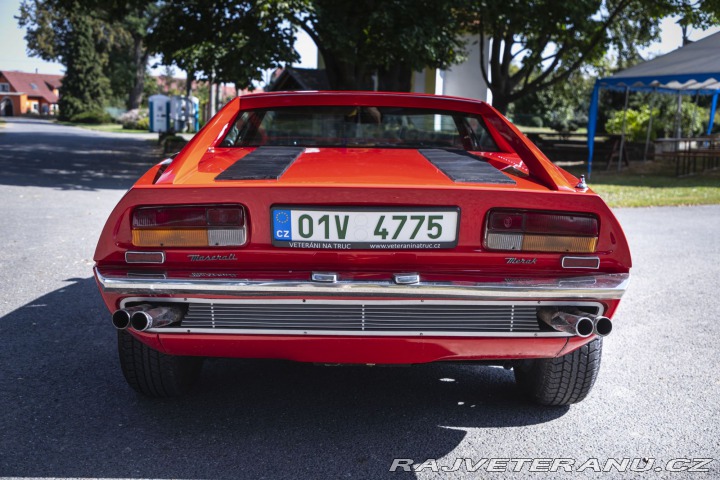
[111,310,131,330]
[575,317,594,338]
[594,316,613,337]
[130,311,152,332]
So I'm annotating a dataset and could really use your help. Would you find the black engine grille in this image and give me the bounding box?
[181,302,540,333]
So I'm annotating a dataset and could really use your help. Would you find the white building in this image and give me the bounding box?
[410,34,490,102]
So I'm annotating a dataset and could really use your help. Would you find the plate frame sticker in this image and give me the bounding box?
[271,205,461,250]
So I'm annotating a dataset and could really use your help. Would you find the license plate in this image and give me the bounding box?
[271,206,459,249]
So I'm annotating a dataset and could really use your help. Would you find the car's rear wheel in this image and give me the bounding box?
[513,338,602,406]
[117,330,203,397]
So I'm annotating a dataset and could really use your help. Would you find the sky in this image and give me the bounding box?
[0,0,717,77]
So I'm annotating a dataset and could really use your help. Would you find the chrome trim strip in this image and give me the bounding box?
[126,272,168,279]
[121,297,604,309]
[562,256,601,269]
[149,327,571,338]
[101,270,628,300]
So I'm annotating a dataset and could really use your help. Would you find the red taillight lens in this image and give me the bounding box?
[133,207,209,228]
[207,208,243,226]
[523,213,598,236]
[485,210,598,253]
[132,205,246,247]
[488,212,524,232]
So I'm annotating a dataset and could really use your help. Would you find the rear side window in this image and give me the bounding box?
[220,106,499,152]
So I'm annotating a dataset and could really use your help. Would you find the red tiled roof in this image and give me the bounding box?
[0,70,63,104]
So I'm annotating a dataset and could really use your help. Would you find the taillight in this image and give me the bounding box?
[484,209,598,253]
[132,205,246,247]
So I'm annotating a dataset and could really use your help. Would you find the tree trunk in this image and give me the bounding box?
[186,70,194,97]
[208,70,216,117]
[378,63,412,92]
[489,73,513,115]
[322,51,373,90]
[128,35,148,110]
[490,93,510,115]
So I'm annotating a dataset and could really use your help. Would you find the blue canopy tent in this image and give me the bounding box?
[586,32,720,177]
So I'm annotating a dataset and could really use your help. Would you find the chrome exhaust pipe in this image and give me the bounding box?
[586,312,613,337]
[537,308,594,337]
[568,309,613,337]
[130,306,183,332]
[112,304,152,330]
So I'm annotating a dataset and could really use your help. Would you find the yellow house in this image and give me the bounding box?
[0,70,63,116]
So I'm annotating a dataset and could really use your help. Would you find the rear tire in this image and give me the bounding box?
[514,338,602,406]
[117,330,203,398]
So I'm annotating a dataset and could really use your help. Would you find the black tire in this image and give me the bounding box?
[117,330,203,398]
[514,338,602,406]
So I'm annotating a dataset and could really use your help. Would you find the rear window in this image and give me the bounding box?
[219,106,499,151]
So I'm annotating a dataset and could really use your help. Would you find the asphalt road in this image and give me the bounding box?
[0,117,718,479]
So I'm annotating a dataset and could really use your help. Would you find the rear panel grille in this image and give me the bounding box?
[181,302,540,333]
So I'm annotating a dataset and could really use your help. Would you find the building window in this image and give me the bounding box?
[0,83,9,92]
[30,82,38,90]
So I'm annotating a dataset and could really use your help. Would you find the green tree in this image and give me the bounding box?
[148,0,297,91]
[18,0,108,119]
[97,1,162,109]
[59,13,108,119]
[511,68,595,131]
[18,0,160,110]
[464,0,681,114]
[675,0,720,44]
[289,0,467,90]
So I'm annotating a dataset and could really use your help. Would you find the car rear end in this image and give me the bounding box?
[94,92,631,404]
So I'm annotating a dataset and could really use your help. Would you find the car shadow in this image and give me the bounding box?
[0,120,161,190]
[0,278,569,479]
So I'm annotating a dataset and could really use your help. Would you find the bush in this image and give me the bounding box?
[135,117,150,131]
[513,114,544,128]
[69,110,113,124]
[162,134,188,154]
[546,114,583,133]
[604,107,653,142]
[605,101,710,141]
[119,108,150,130]
[528,116,544,128]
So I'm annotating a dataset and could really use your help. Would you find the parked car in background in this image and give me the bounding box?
[94,91,631,405]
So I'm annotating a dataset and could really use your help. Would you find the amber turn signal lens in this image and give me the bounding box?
[132,229,209,247]
[521,234,597,253]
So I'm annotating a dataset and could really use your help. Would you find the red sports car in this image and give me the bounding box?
[94,91,630,405]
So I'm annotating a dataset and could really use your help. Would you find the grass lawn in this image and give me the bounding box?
[56,121,149,134]
[516,125,556,134]
[516,125,589,135]
[79,123,150,134]
[565,161,720,208]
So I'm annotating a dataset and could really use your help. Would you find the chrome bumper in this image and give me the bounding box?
[95,269,629,301]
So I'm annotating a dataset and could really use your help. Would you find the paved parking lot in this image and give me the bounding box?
[0,118,718,478]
